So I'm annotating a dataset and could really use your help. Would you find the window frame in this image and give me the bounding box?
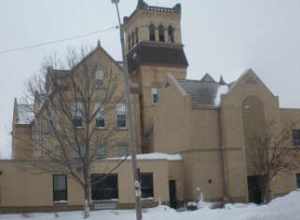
[95,104,106,129]
[140,173,154,198]
[151,88,160,104]
[158,25,165,42]
[149,24,156,41]
[91,174,119,201]
[297,174,300,188]
[53,175,68,202]
[97,144,107,159]
[71,102,83,128]
[116,103,127,129]
[292,129,300,146]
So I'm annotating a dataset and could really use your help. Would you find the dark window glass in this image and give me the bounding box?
[293,129,300,146]
[53,175,67,201]
[168,26,175,43]
[91,174,118,200]
[297,174,300,188]
[149,24,156,41]
[158,25,165,42]
[72,116,82,128]
[135,27,139,44]
[140,173,154,198]
[116,104,127,129]
[97,144,107,159]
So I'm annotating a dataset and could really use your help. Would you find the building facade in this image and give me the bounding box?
[1,0,300,212]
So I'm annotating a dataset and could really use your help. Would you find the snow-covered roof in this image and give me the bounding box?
[178,76,229,107]
[16,104,34,125]
[108,153,183,161]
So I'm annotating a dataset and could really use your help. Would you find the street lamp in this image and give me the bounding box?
[110,1,143,220]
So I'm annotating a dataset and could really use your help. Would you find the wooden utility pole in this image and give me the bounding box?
[111,1,143,220]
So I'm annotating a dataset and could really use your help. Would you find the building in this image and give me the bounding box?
[1,0,300,212]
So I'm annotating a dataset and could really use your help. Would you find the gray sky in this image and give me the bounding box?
[1,0,300,158]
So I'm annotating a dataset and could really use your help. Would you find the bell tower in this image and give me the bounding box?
[124,0,189,152]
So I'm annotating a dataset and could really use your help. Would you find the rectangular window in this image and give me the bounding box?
[140,173,154,198]
[91,174,118,201]
[95,104,105,128]
[71,102,83,128]
[293,129,300,146]
[119,145,128,156]
[95,69,104,89]
[151,88,160,104]
[297,174,300,188]
[97,144,107,159]
[53,175,67,202]
[116,103,127,129]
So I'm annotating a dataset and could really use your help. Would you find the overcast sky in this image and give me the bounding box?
[1,0,300,158]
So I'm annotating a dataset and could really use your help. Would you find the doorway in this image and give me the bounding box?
[169,180,177,209]
[247,176,262,204]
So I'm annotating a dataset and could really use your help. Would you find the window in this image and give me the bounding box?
[131,32,135,48]
[91,174,118,200]
[158,25,165,42]
[151,88,160,104]
[149,24,156,41]
[97,144,107,159]
[293,129,300,146]
[95,104,105,128]
[135,27,139,44]
[71,102,83,128]
[119,145,128,156]
[53,175,67,202]
[140,173,154,198]
[168,25,175,43]
[127,35,131,50]
[95,69,104,89]
[297,174,300,188]
[116,103,127,129]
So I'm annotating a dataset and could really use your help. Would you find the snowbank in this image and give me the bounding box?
[0,191,300,220]
[108,153,183,161]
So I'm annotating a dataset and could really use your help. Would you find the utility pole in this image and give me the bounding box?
[110,1,142,220]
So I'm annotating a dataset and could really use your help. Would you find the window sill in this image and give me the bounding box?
[96,127,107,130]
[53,201,68,205]
[116,127,128,131]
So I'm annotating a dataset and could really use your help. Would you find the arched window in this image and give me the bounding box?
[168,25,175,43]
[158,25,165,42]
[135,27,139,44]
[149,24,156,41]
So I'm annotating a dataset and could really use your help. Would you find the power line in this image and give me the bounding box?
[0,25,119,55]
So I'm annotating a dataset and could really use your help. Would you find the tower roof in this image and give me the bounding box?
[124,1,181,24]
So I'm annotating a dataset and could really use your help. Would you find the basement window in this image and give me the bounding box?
[53,175,68,202]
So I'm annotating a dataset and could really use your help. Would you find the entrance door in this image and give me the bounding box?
[247,176,262,204]
[169,180,177,209]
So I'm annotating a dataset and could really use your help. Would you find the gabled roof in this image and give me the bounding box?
[178,74,229,107]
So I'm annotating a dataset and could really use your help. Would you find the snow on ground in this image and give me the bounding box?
[1,191,300,220]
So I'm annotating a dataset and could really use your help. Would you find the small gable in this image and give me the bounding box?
[201,73,216,83]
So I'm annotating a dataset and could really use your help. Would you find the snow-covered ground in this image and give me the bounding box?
[1,191,300,220]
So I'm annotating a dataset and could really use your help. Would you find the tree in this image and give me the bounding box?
[248,121,300,203]
[19,47,129,218]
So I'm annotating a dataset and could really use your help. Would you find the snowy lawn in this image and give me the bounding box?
[1,191,300,220]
